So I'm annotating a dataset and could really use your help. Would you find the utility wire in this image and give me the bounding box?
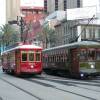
[72,14,96,42]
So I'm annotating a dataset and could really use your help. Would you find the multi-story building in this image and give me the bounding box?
[44,0,82,14]
[54,19,100,46]
[21,6,45,44]
[6,0,44,45]
[54,20,77,46]
[6,0,20,23]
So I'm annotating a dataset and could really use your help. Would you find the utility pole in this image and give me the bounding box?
[8,16,25,42]
[17,16,25,42]
[20,17,24,42]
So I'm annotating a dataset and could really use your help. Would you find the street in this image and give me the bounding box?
[0,67,100,100]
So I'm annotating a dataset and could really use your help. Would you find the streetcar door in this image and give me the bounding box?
[15,50,20,74]
[71,49,79,74]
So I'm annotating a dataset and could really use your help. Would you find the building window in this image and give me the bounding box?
[64,0,67,11]
[64,26,66,34]
[44,0,47,13]
[87,28,95,39]
[92,28,95,39]
[81,28,86,39]
[22,11,27,16]
[55,0,58,11]
[89,28,92,39]
[77,0,80,8]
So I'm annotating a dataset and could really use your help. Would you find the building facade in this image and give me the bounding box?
[54,19,100,46]
[21,6,45,45]
[6,0,20,23]
[44,0,82,14]
[54,20,77,46]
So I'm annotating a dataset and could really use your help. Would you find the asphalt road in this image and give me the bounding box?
[0,67,100,100]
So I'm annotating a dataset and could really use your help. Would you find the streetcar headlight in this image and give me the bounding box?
[91,64,95,69]
[80,73,84,77]
[31,65,34,68]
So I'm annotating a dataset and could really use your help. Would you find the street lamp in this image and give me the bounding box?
[17,16,25,42]
[8,16,25,42]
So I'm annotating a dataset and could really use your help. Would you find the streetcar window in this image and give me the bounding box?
[58,55,60,62]
[49,56,52,62]
[87,50,95,60]
[29,52,34,61]
[96,50,100,60]
[36,51,41,61]
[10,53,15,62]
[55,56,56,62]
[52,56,54,62]
[54,55,56,62]
[57,55,59,62]
[46,55,49,62]
[51,56,53,62]
[60,55,63,62]
[22,52,27,61]
[2,55,7,62]
[48,57,50,62]
[80,50,87,60]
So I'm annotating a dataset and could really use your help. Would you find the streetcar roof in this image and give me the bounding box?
[2,44,42,54]
[43,41,100,52]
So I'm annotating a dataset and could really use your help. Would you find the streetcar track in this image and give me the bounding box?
[37,76,100,87]
[29,74,100,93]
[84,80,100,84]
[28,79,55,88]
[54,88,96,100]
[1,73,100,100]
[36,77,100,92]
[0,97,3,100]
[75,85,100,92]
[0,77,43,100]
[25,79,97,100]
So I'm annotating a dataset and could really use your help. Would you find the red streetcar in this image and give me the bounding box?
[1,43,42,76]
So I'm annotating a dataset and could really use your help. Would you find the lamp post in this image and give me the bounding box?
[8,16,25,42]
[17,16,25,42]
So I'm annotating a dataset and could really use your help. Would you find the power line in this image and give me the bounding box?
[71,14,96,42]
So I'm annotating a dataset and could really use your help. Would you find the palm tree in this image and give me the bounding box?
[0,24,19,51]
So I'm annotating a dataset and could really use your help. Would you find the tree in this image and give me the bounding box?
[23,21,33,43]
[0,24,19,51]
[42,26,56,48]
